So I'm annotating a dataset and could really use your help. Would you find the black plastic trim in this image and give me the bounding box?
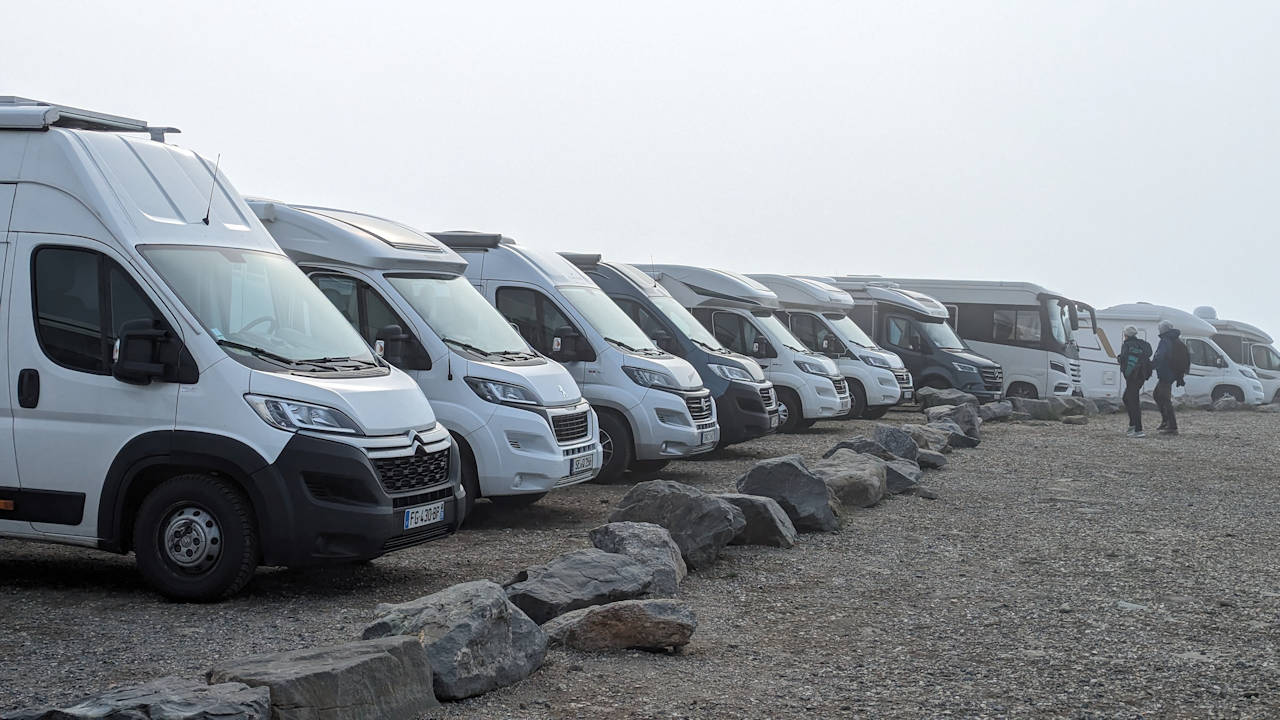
[0,487,85,525]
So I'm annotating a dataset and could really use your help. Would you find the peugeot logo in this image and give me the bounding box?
[557,384,567,397]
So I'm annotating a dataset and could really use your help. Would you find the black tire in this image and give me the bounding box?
[629,459,670,475]
[489,492,547,508]
[775,388,803,433]
[861,405,891,419]
[1211,386,1244,403]
[845,380,867,419]
[593,411,633,483]
[133,474,258,602]
[454,435,479,521]
[1007,382,1038,400]
[796,418,818,429]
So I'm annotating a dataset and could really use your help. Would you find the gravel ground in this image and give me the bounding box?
[2,407,1278,718]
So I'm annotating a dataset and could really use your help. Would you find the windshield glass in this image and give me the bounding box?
[1044,297,1071,345]
[651,296,728,352]
[560,285,658,352]
[752,312,814,353]
[143,246,376,365]
[825,313,875,348]
[387,275,533,357]
[1253,345,1280,371]
[921,320,965,351]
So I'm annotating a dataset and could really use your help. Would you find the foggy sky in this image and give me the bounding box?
[5,1,1278,333]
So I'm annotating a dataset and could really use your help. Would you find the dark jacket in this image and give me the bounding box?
[1153,328,1181,381]
[1118,336,1152,381]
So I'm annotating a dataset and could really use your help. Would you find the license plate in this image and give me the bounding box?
[769,413,779,428]
[403,501,445,530]
[571,455,593,474]
[700,429,717,445]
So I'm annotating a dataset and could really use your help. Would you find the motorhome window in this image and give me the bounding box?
[389,275,532,356]
[885,316,914,351]
[850,306,875,338]
[1075,325,1101,351]
[1044,298,1070,344]
[142,246,376,367]
[710,312,759,356]
[993,309,1041,345]
[1252,345,1280,371]
[752,312,812,353]
[33,247,168,375]
[1185,338,1219,367]
[311,275,413,347]
[496,287,579,354]
[921,320,965,350]
[559,286,658,352]
[824,313,875,349]
[787,313,828,352]
[1213,334,1245,363]
[649,296,727,352]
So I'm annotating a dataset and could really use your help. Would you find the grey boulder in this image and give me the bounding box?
[821,436,900,462]
[361,580,546,701]
[872,423,919,462]
[924,404,982,439]
[900,423,951,453]
[718,493,798,547]
[1062,415,1088,425]
[808,449,886,508]
[734,455,841,532]
[884,458,924,493]
[926,419,980,448]
[1091,397,1125,414]
[916,448,948,469]
[1011,397,1058,420]
[609,480,746,570]
[1257,403,1280,414]
[2,678,270,720]
[917,386,980,409]
[589,521,687,597]
[505,549,656,624]
[542,599,696,652]
[207,636,436,719]
[978,400,1014,422]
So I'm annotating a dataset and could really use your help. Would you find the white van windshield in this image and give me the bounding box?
[560,285,659,353]
[753,312,814,354]
[922,320,965,351]
[387,275,535,358]
[825,313,875,348]
[143,246,377,367]
[651,296,728,353]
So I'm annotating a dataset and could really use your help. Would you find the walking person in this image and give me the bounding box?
[1117,326,1152,437]
[1152,320,1190,434]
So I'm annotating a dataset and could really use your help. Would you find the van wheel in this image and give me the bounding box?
[776,388,803,433]
[1007,383,1038,399]
[454,436,479,520]
[845,380,867,419]
[133,474,257,602]
[1212,386,1244,403]
[629,459,670,475]
[862,405,890,419]
[489,493,547,508]
[593,412,632,484]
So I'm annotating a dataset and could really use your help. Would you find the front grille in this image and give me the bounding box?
[374,447,450,495]
[551,411,590,444]
[893,369,912,388]
[832,377,850,398]
[759,386,777,410]
[391,486,454,510]
[980,366,1004,391]
[381,524,452,552]
[685,393,714,423]
[562,444,595,458]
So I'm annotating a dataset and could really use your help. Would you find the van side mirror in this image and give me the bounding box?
[1215,356,1227,368]
[376,324,431,371]
[820,335,846,357]
[552,326,593,362]
[1068,304,1080,331]
[112,319,169,385]
[751,338,775,359]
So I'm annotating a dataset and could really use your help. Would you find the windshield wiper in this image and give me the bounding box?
[602,336,642,353]
[442,337,501,358]
[217,339,297,366]
[689,338,726,354]
[298,355,378,368]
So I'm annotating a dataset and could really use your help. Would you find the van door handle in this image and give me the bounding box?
[17,369,39,409]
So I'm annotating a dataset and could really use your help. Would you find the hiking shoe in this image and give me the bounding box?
[1159,428,1178,435]
[1126,428,1135,437]
[1132,431,1146,438]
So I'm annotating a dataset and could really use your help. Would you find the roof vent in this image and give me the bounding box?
[559,252,603,268]
[430,231,505,249]
[1193,306,1218,320]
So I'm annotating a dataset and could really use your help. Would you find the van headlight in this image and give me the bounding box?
[465,377,540,405]
[623,366,679,390]
[953,362,978,374]
[245,395,362,435]
[794,359,828,375]
[1240,367,1259,380]
[708,363,754,382]
[860,354,890,369]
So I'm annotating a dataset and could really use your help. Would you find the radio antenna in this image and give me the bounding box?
[201,153,222,226]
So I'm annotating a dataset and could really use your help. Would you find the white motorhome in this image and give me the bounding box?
[644,265,851,431]
[747,274,909,418]
[435,233,718,482]
[1084,303,1264,404]
[844,277,1094,400]
[250,202,602,514]
[1194,307,1280,404]
[0,99,462,600]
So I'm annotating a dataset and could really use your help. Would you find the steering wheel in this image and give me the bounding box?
[238,315,277,335]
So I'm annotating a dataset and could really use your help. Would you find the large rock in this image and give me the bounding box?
[1062,415,1088,425]
[926,419,980,449]
[809,450,886,508]
[734,455,841,532]
[2,678,270,720]
[717,493,798,547]
[504,549,656,624]
[900,424,950,453]
[608,480,746,570]
[884,459,923,493]
[916,448,948,469]
[872,424,919,462]
[207,637,436,719]
[361,580,546,701]
[1091,397,1124,414]
[1011,397,1059,421]
[1055,397,1088,417]
[1257,403,1280,414]
[589,522,686,597]
[541,599,696,652]
[978,400,1013,422]
[821,436,899,462]
[924,404,982,440]
[917,386,980,409]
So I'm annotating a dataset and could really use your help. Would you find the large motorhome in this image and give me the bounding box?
[1084,303,1264,404]
[0,99,462,600]
[842,277,1094,400]
[567,256,780,445]
[747,274,910,418]
[1194,306,1280,404]
[251,201,602,515]
[816,278,1004,402]
[435,233,719,482]
[644,265,852,432]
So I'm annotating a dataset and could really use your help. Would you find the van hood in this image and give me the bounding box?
[463,357,583,406]
[622,352,704,391]
[865,348,905,369]
[803,353,841,376]
[248,367,436,437]
[947,350,999,368]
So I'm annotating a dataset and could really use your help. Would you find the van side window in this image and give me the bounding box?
[886,316,920,351]
[993,309,1041,344]
[1185,338,1217,367]
[34,247,167,375]
[310,274,416,346]
[495,287,577,355]
[710,313,748,355]
[614,298,667,340]
[1252,345,1280,371]
[787,313,822,350]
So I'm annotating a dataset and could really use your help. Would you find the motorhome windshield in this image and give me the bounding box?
[922,319,965,351]
[387,274,535,359]
[651,296,729,353]
[824,313,875,348]
[560,285,660,353]
[143,246,378,368]
[751,311,813,354]
[1252,344,1280,371]
[1044,297,1072,345]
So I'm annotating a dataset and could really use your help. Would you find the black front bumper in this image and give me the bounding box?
[716,383,778,446]
[249,434,462,567]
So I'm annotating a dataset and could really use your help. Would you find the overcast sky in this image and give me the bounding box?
[6,1,1278,332]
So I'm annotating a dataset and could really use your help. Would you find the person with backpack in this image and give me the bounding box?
[1117,325,1153,437]
[1152,319,1189,435]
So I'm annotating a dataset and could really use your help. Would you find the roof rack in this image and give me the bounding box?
[559,252,602,267]
[0,97,180,141]
[430,231,505,249]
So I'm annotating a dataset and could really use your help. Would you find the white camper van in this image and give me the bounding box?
[435,233,718,482]
[1083,303,1264,404]
[844,278,1094,400]
[250,202,602,514]
[1194,307,1280,403]
[644,265,851,431]
[747,274,908,418]
[0,99,462,600]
